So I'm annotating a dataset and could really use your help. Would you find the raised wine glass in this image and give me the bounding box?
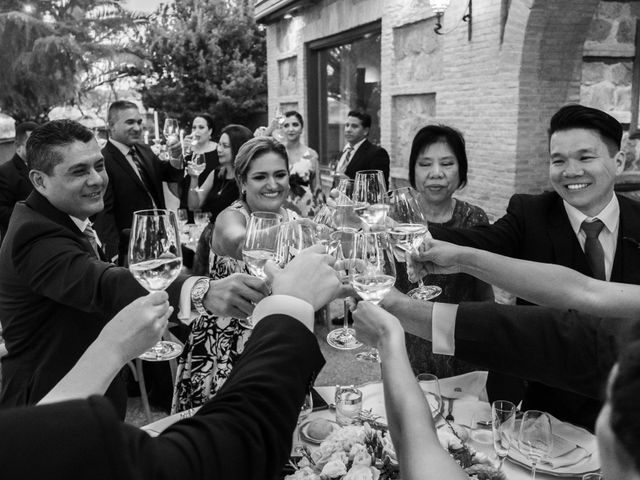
[326,229,363,350]
[189,153,207,192]
[242,212,283,280]
[388,186,442,301]
[163,118,179,140]
[518,410,553,480]
[128,209,183,361]
[353,170,389,230]
[352,231,396,362]
[492,400,517,470]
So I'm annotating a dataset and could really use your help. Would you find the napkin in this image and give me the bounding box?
[439,371,488,400]
[538,416,597,470]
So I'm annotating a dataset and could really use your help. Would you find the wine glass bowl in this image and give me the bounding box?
[242,212,283,280]
[492,400,517,469]
[128,209,183,361]
[189,153,207,192]
[518,410,553,479]
[353,170,389,231]
[163,118,179,140]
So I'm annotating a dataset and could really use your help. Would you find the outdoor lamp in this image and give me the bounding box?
[429,0,472,39]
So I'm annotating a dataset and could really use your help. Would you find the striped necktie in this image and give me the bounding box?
[129,147,157,208]
[336,146,353,174]
[581,219,606,281]
[83,224,101,258]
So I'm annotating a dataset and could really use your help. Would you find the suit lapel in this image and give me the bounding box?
[611,194,640,282]
[134,146,164,207]
[546,195,592,276]
[105,142,151,197]
[345,140,371,177]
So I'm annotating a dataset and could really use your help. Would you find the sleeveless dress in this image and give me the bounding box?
[171,200,298,413]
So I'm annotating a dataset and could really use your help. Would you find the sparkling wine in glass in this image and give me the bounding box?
[129,209,183,361]
[492,400,517,469]
[242,212,283,280]
[353,170,389,230]
[388,186,442,301]
[189,153,207,192]
[326,229,363,350]
[518,410,553,480]
[353,231,396,363]
[163,118,179,140]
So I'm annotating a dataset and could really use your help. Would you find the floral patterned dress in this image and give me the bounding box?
[288,149,322,218]
[172,200,298,413]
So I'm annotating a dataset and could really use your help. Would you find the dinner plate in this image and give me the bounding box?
[359,381,439,421]
[507,419,600,477]
[300,419,340,445]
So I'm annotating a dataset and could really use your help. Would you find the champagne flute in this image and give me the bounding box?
[128,209,183,361]
[189,153,207,192]
[242,212,283,280]
[353,170,389,230]
[326,229,363,350]
[492,400,517,470]
[388,186,442,300]
[352,231,396,362]
[518,410,553,479]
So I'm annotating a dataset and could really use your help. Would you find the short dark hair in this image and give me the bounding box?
[234,136,289,192]
[26,120,95,174]
[284,110,304,128]
[548,104,622,155]
[107,100,138,126]
[347,110,371,130]
[610,322,640,472]
[15,121,39,146]
[220,124,253,162]
[408,125,469,189]
[194,113,215,131]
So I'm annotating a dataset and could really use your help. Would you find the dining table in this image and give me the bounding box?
[141,372,600,479]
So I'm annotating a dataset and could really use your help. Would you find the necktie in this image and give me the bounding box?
[84,224,101,258]
[581,219,606,281]
[336,146,353,174]
[129,147,157,208]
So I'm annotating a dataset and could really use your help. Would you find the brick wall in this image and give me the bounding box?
[262,0,607,220]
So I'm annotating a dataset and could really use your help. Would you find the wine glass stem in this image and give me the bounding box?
[342,298,350,333]
[531,463,537,480]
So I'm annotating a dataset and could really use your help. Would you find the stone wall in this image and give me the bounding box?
[261,0,614,220]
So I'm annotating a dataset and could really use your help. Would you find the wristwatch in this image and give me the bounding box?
[191,278,212,316]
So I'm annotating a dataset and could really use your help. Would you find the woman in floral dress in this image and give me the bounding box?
[172,137,297,412]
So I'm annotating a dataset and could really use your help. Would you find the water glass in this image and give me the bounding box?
[492,400,516,466]
[416,373,442,418]
[334,385,363,426]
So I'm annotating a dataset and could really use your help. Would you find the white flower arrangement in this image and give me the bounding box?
[290,157,313,184]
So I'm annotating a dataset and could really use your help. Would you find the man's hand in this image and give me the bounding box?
[97,291,172,364]
[204,273,270,318]
[265,244,341,311]
[407,238,463,282]
[352,301,404,350]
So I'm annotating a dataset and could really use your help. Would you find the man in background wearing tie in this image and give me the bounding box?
[0,120,270,417]
[428,104,640,428]
[95,101,183,262]
[334,110,390,187]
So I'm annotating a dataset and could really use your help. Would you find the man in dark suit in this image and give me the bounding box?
[0,246,338,480]
[95,101,183,260]
[334,110,390,187]
[0,121,39,240]
[428,104,640,428]
[0,120,269,418]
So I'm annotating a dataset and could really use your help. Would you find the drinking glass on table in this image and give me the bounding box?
[353,170,389,230]
[128,209,183,361]
[388,186,441,301]
[416,373,443,418]
[492,400,516,469]
[242,212,283,280]
[334,385,363,426]
[188,153,207,192]
[352,231,396,363]
[326,229,362,350]
[518,410,553,479]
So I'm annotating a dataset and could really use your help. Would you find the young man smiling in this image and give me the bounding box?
[428,104,640,429]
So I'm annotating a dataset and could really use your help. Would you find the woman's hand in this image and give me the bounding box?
[186,160,201,178]
[352,301,404,350]
[407,238,464,282]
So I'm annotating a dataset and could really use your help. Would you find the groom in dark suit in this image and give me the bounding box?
[95,101,183,260]
[429,104,640,428]
[334,110,390,187]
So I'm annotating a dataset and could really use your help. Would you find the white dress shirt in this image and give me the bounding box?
[336,138,366,173]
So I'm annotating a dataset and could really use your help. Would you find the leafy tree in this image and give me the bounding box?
[138,0,267,133]
[0,0,149,122]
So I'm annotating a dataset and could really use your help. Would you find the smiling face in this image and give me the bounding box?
[192,116,212,145]
[242,151,290,213]
[413,141,461,206]
[30,139,108,220]
[344,116,368,146]
[282,115,303,143]
[109,107,143,147]
[549,128,624,217]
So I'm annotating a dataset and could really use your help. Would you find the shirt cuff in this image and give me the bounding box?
[178,276,208,325]
[432,302,458,355]
[252,295,314,332]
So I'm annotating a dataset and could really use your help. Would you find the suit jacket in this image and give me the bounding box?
[0,154,33,238]
[431,191,640,428]
[96,141,183,258]
[0,314,325,480]
[454,302,635,413]
[340,139,390,188]
[0,191,185,417]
